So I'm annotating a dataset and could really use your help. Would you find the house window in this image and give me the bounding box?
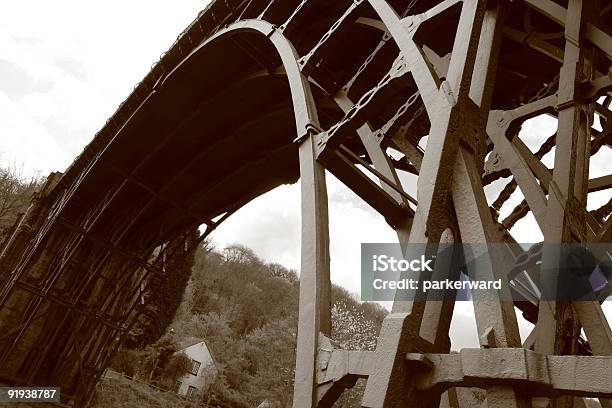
[190,359,201,375]
[187,385,198,399]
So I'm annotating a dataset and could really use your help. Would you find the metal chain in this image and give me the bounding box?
[325,55,409,141]
[501,199,530,230]
[258,0,279,20]
[493,180,518,212]
[528,73,560,104]
[374,0,422,139]
[279,0,309,30]
[299,1,362,69]
[236,0,255,21]
[343,0,419,94]
[379,90,421,136]
[401,0,419,17]
[343,37,388,93]
[492,76,560,215]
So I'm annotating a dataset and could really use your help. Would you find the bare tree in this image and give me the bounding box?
[0,162,41,241]
[223,243,260,264]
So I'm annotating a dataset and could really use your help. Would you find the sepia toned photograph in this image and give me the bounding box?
[0,0,611,407]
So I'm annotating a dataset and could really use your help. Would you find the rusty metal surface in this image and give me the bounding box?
[0,0,611,406]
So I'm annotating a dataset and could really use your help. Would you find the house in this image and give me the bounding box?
[173,337,218,399]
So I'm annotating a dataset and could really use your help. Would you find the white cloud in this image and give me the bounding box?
[212,173,399,295]
[0,91,68,174]
[0,0,208,175]
[211,183,301,271]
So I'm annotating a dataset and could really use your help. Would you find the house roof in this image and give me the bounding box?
[174,336,219,371]
[175,336,205,351]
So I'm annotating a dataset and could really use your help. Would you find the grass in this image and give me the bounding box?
[89,375,195,408]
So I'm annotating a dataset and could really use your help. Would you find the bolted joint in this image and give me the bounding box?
[490,110,511,131]
[556,98,578,112]
[400,16,422,36]
[389,55,409,80]
[265,24,279,38]
[405,353,434,371]
[293,123,323,145]
[479,327,497,348]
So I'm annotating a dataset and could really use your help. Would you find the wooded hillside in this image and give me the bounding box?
[108,242,387,407]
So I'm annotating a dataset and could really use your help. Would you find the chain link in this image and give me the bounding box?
[299,1,362,69]
[379,90,422,136]
[324,55,409,142]
[279,0,309,30]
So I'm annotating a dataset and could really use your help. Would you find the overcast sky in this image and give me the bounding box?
[1,1,610,349]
